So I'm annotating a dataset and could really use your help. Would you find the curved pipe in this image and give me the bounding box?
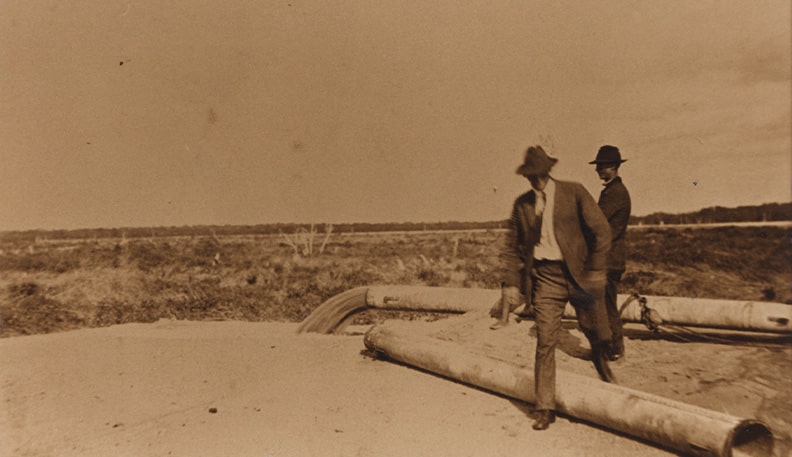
[364,322,774,457]
[296,285,496,334]
[297,287,369,334]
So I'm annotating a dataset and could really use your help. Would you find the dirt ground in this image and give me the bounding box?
[1,313,790,457]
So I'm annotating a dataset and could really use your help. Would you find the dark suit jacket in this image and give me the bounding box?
[500,179,612,297]
[597,176,631,271]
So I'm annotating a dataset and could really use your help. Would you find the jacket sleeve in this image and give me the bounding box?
[601,185,631,242]
[499,201,525,289]
[578,184,611,271]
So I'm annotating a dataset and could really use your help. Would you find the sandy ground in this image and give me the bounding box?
[1,314,790,457]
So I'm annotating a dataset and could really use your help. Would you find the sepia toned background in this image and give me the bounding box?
[1,3,791,456]
[1,0,790,230]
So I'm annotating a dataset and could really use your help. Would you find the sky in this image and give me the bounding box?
[0,0,790,231]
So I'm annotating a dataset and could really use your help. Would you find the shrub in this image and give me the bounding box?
[0,251,80,273]
[1,282,86,335]
[127,242,174,272]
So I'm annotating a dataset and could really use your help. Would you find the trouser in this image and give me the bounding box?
[532,260,611,410]
[605,269,625,354]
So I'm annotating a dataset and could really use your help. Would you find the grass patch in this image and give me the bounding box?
[0,227,789,337]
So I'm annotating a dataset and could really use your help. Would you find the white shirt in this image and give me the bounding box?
[532,178,563,261]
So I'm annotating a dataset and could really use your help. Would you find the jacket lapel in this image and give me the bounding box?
[518,192,540,245]
[550,180,568,249]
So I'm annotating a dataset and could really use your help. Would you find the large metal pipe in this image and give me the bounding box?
[366,286,792,334]
[604,294,792,334]
[366,285,499,313]
[364,322,774,457]
[298,285,792,335]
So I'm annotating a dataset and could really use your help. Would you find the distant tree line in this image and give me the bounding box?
[2,202,789,242]
[0,220,508,243]
[629,202,791,226]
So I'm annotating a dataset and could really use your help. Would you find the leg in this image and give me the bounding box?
[531,263,569,417]
[605,269,625,359]
[569,273,616,383]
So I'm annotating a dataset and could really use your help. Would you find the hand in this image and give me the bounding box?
[582,270,606,291]
[489,320,507,330]
[490,286,523,330]
[575,271,606,308]
[584,270,606,285]
[502,286,524,309]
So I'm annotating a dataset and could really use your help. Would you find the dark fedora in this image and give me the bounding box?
[516,145,558,176]
[589,145,627,164]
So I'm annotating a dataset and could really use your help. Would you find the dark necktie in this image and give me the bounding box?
[535,190,546,216]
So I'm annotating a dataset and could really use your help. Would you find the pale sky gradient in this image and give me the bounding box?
[1,0,790,231]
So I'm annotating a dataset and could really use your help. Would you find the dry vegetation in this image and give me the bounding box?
[0,226,790,338]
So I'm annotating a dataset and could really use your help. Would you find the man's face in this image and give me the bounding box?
[595,162,618,182]
[525,174,549,190]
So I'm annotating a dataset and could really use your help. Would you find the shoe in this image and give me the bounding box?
[592,343,617,383]
[608,339,625,361]
[532,409,556,430]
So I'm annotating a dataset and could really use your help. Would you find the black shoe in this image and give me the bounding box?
[608,339,625,361]
[532,409,556,430]
[592,344,617,383]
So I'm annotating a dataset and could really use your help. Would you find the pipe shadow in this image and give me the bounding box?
[505,398,688,456]
[547,318,791,350]
[621,325,792,349]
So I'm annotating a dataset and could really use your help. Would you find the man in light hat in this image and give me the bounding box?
[492,145,615,431]
[589,145,632,361]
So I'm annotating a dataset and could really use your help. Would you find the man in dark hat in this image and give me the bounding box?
[492,145,615,431]
[589,145,632,361]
